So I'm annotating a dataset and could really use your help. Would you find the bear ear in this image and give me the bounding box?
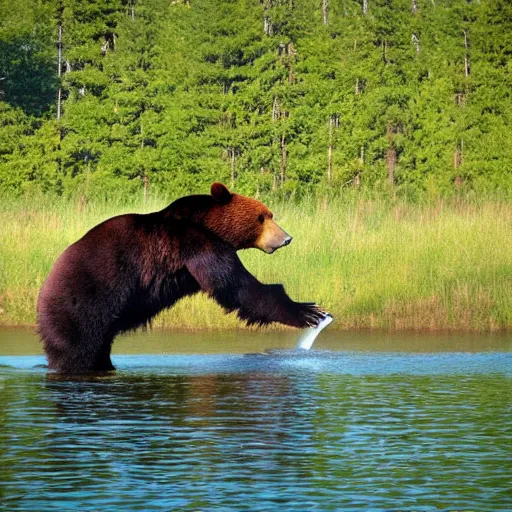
[211,182,232,204]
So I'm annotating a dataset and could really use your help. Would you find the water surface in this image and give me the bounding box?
[1,329,511,511]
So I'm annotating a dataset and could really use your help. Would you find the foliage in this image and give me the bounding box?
[0,0,511,199]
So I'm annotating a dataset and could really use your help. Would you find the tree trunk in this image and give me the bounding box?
[287,43,296,83]
[387,149,396,186]
[272,95,279,121]
[355,146,364,188]
[327,118,333,183]
[322,0,328,25]
[327,114,338,183]
[57,23,62,121]
[280,132,287,184]
[141,122,147,200]
[412,33,420,54]
[386,122,397,187]
[454,151,461,169]
[463,30,470,78]
[264,16,272,36]
[362,0,368,15]
[230,148,236,188]
[412,0,418,14]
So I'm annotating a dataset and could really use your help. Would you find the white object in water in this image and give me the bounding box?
[296,314,333,350]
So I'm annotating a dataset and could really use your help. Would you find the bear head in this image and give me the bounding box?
[205,183,292,253]
[168,183,292,253]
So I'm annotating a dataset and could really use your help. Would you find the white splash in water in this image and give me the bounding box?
[296,314,333,350]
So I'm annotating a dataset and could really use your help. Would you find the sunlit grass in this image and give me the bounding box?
[0,194,511,331]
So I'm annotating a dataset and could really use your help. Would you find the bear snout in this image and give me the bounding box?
[257,221,292,253]
[281,235,293,247]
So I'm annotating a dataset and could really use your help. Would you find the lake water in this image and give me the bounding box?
[1,329,511,511]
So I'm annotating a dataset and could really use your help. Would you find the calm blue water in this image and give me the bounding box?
[1,332,511,511]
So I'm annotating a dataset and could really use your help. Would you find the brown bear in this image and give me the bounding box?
[37,183,328,373]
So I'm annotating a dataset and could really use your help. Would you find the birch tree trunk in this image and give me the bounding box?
[280,133,286,184]
[463,30,470,78]
[322,0,328,25]
[327,114,338,183]
[57,23,62,121]
[412,34,420,54]
[264,16,272,36]
[272,95,279,121]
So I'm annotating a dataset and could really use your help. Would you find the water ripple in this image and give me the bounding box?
[1,352,511,511]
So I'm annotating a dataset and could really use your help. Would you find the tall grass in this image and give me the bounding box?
[0,194,511,331]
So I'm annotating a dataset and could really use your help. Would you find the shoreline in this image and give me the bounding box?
[1,323,510,335]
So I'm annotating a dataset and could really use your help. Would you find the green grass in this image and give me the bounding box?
[0,194,511,331]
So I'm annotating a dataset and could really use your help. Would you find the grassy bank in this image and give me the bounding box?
[0,195,511,331]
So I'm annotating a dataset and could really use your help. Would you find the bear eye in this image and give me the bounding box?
[258,214,265,224]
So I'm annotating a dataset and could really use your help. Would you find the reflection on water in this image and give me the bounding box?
[1,330,511,511]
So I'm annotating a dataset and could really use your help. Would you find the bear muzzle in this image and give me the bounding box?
[256,220,293,254]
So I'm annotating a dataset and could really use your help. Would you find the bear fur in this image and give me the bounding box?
[37,183,327,373]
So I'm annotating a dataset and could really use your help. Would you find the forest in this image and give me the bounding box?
[1,0,511,200]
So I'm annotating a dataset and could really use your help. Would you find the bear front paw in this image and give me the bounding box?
[295,302,330,328]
